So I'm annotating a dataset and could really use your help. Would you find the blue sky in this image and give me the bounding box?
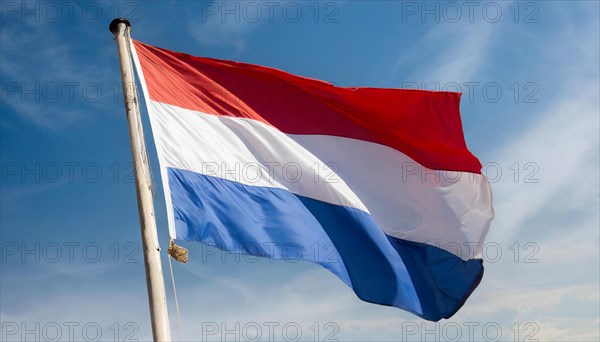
[1,1,599,341]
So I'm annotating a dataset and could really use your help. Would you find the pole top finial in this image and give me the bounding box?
[109,18,131,34]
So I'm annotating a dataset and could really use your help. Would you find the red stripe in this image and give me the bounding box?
[133,40,482,174]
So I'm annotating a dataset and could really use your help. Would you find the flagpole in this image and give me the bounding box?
[109,18,172,342]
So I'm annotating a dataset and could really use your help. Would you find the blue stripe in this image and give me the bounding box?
[387,238,484,320]
[168,167,483,321]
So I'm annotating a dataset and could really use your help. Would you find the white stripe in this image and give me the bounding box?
[289,134,494,260]
[148,101,493,260]
[148,101,370,212]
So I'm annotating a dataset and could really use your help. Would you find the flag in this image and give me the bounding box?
[130,40,494,321]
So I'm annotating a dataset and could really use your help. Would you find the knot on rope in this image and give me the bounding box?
[168,240,188,263]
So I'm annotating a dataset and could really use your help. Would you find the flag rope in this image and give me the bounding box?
[167,245,184,339]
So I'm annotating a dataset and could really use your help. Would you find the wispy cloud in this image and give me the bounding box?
[187,0,272,52]
[0,14,113,131]
[413,24,493,84]
[485,5,599,246]
[386,20,497,86]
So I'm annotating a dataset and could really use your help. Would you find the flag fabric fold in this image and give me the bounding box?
[130,39,493,321]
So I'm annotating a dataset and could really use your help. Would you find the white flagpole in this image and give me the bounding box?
[109,18,172,342]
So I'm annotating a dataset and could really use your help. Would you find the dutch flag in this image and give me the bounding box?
[130,40,494,321]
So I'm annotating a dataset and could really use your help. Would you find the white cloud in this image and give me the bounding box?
[386,9,506,86]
